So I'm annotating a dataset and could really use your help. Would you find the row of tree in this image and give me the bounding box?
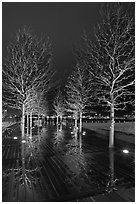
[3,3,135,148]
[53,3,135,148]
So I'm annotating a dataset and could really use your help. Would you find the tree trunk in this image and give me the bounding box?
[79,132,82,154]
[21,103,25,183]
[74,118,77,129]
[27,113,29,135]
[79,112,82,133]
[74,129,78,147]
[57,124,59,132]
[30,122,32,139]
[30,111,33,131]
[22,103,25,139]
[59,123,62,131]
[60,115,62,124]
[56,115,59,125]
[109,148,114,187]
[109,97,115,148]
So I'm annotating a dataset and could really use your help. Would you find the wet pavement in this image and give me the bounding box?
[2,122,135,201]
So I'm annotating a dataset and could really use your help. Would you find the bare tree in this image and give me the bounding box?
[65,62,92,132]
[2,27,54,181]
[25,87,38,131]
[80,3,135,147]
[38,96,49,118]
[3,27,54,135]
[25,88,49,129]
[53,90,65,124]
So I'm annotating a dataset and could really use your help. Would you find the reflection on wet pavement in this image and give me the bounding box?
[2,123,135,201]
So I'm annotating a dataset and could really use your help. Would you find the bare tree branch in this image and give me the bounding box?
[3,27,54,117]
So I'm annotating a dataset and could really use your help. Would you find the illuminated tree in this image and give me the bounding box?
[3,27,53,134]
[25,88,49,128]
[65,62,92,131]
[2,27,54,181]
[53,90,65,124]
[80,3,135,147]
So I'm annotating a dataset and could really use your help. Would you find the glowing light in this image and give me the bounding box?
[82,131,86,135]
[71,132,74,134]
[22,140,26,143]
[13,137,18,140]
[122,149,129,154]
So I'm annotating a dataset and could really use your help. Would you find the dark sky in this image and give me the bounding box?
[2,2,101,80]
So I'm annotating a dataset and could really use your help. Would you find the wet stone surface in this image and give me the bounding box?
[2,123,135,201]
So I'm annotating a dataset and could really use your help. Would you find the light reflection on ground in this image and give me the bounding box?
[2,123,135,201]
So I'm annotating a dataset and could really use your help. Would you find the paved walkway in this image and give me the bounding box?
[2,124,135,201]
[83,122,135,146]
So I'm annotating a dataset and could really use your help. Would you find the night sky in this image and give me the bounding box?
[2,2,101,80]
